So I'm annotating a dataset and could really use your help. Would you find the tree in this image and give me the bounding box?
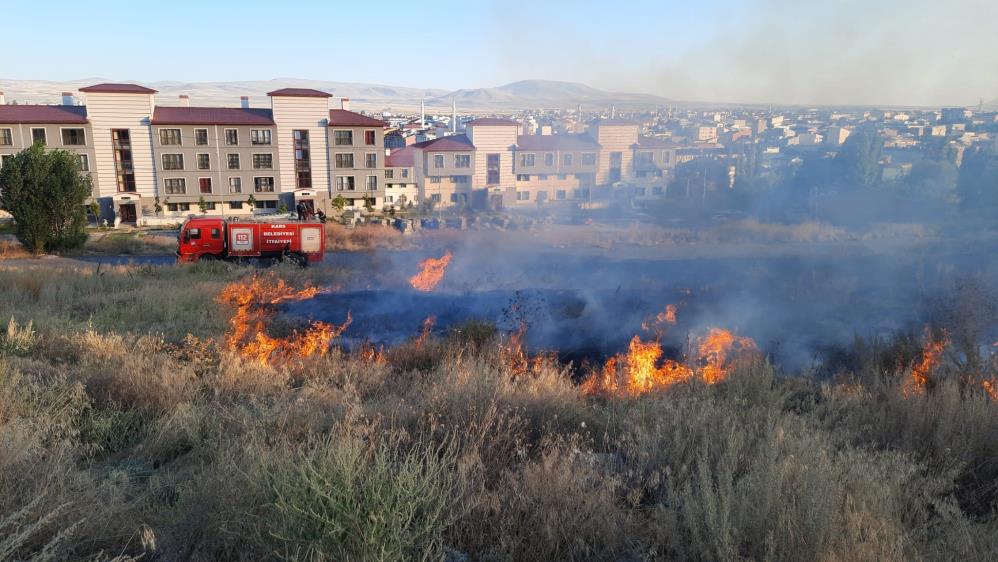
[198,196,209,214]
[277,201,288,215]
[957,146,998,210]
[154,196,163,216]
[247,194,257,212]
[332,195,347,211]
[0,143,91,253]
[833,127,883,189]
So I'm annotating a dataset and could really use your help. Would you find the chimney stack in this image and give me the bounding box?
[341,97,351,111]
[62,92,74,106]
[0,92,6,105]
[179,94,190,108]
[420,99,425,127]
[451,98,457,133]
[240,96,250,109]
[610,104,616,119]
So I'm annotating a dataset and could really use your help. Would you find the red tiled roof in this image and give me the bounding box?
[0,105,88,124]
[385,146,415,167]
[267,88,332,98]
[466,117,520,127]
[151,106,275,125]
[515,133,600,151]
[79,83,157,94]
[412,134,475,152]
[328,109,385,127]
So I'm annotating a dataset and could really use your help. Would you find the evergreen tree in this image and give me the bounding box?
[833,127,883,189]
[0,143,91,253]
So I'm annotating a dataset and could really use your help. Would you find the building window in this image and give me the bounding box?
[562,153,573,166]
[251,129,272,145]
[516,174,530,181]
[111,129,136,192]
[538,174,548,180]
[453,175,470,183]
[225,129,238,145]
[385,169,394,179]
[164,178,186,194]
[336,176,355,191]
[199,177,212,194]
[61,128,86,146]
[252,154,273,169]
[366,175,378,191]
[364,130,376,145]
[79,154,89,172]
[557,173,567,180]
[229,177,242,193]
[227,154,240,170]
[486,153,500,185]
[455,154,471,168]
[167,202,191,212]
[229,201,243,210]
[582,152,597,165]
[196,153,210,170]
[194,129,209,146]
[253,177,275,192]
[544,153,554,166]
[31,128,46,146]
[162,154,184,170]
[429,176,441,184]
[520,153,535,167]
[556,189,566,200]
[401,168,409,179]
[159,128,181,146]
[293,129,312,188]
[254,200,277,209]
[361,153,375,168]
[430,193,441,203]
[0,128,12,146]
[516,191,530,201]
[334,130,353,146]
[335,153,354,168]
[433,154,444,168]
[637,151,654,165]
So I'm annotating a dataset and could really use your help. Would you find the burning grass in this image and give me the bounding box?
[409,250,454,292]
[1,264,998,560]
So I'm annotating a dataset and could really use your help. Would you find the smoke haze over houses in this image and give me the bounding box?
[2,0,995,108]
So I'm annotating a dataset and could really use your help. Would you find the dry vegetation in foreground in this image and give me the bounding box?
[0,264,997,561]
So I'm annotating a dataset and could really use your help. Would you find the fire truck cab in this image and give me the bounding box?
[177,217,325,264]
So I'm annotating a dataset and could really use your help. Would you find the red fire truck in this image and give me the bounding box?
[176,217,325,264]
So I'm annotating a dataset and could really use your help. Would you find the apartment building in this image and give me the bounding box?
[0,98,95,188]
[328,101,387,208]
[2,82,678,220]
[0,83,387,223]
[411,117,676,209]
[384,146,418,208]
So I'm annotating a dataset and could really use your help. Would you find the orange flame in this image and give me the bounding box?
[500,323,530,377]
[641,304,678,336]
[582,327,757,397]
[414,315,436,349]
[409,251,453,292]
[217,273,349,366]
[908,326,948,394]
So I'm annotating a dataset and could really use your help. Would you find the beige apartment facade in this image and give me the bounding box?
[328,104,387,209]
[0,83,393,224]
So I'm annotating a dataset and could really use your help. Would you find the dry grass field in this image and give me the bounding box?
[0,261,996,561]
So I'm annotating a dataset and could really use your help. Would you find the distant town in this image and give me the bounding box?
[0,80,994,225]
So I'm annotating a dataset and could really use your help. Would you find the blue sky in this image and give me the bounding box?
[2,0,996,106]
